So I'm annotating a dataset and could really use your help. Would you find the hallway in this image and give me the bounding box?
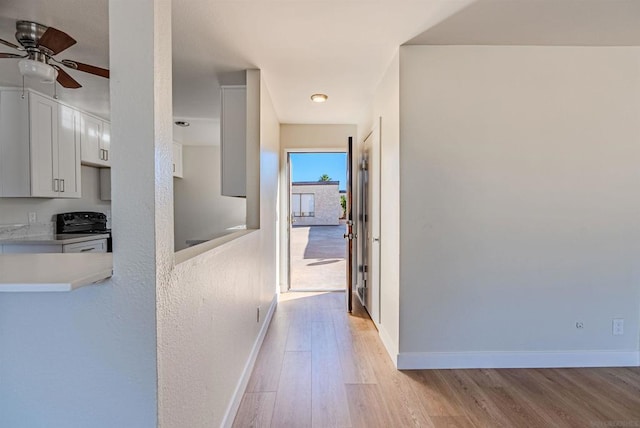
[233,292,640,427]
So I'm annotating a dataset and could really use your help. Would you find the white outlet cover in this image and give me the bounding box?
[28,212,37,224]
[613,318,624,336]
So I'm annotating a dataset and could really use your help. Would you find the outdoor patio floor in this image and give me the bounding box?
[290,225,347,291]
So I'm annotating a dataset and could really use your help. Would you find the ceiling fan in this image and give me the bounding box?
[0,20,109,89]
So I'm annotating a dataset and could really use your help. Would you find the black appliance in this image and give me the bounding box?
[56,211,112,252]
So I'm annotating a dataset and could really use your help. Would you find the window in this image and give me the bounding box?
[292,193,315,217]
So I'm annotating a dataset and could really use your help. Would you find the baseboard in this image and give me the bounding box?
[377,325,399,368]
[397,350,640,369]
[221,294,278,428]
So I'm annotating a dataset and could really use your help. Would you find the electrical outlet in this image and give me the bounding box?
[613,319,624,336]
[28,212,37,224]
[575,322,584,329]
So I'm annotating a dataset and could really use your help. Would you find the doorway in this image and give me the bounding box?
[287,152,348,291]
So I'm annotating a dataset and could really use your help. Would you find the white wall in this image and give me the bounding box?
[173,146,246,251]
[398,45,640,368]
[371,50,401,361]
[279,124,356,291]
[0,1,172,425]
[158,71,280,428]
[0,166,112,233]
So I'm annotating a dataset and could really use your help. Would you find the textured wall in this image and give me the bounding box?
[0,1,172,426]
[158,70,280,428]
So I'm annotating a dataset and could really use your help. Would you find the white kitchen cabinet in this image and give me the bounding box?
[2,238,107,254]
[220,85,246,197]
[0,89,81,198]
[80,113,110,167]
[172,142,183,178]
[63,238,107,253]
[56,105,82,197]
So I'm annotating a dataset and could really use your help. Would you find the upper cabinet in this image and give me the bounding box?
[0,89,81,198]
[172,142,183,178]
[80,113,111,167]
[220,85,247,197]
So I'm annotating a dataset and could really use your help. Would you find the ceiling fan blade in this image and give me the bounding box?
[38,26,76,55]
[0,52,25,59]
[61,59,109,78]
[0,38,21,51]
[54,66,82,89]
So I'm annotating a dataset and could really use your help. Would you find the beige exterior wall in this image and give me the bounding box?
[291,182,340,226]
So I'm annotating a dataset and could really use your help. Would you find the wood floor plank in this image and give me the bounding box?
[245,312,289,392]
[437,369,513,427]
[526,368,617,424]
[429,416,476,428]
[331,309,377,384]
[551,368,640,420]
[270,351,312,428]
[232,392,276,428]
[237,293,640,428]
[465,369,555,427]
[405,370,467,418]
[285,319,311,352]
[345,384,394,428]
[359,330,434,427]
[311,321,351,428]
[497,369,586,428]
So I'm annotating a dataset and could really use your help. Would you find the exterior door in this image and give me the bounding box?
[345,137,354,311]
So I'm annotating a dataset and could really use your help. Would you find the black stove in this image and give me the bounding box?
[56,211,112,252]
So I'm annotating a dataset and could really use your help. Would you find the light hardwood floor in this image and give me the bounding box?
[233,291,640,427]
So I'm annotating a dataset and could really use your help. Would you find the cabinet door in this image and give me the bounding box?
[100,121,111,166]
[29,92,59,197]
[80,113,106,166]
[221,86,246,197]
[58,105,82,198]
[172,142,183,178]
[0,90,30,197]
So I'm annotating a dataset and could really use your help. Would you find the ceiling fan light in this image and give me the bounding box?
[18,59,58,83]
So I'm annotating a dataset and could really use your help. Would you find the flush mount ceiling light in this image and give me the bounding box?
[310,93,328,103]
[174,120,190,127]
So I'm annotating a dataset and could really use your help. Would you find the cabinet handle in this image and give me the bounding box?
[80,247,95,252]
[100,149,104,160]
[173,163,176,173]
[60,179,65,192]
[105,150,108,161]
[53,178,59,192]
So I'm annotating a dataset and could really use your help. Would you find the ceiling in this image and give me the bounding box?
[1,0,639,143]
[408,0,640,46]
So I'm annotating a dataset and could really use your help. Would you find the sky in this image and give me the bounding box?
[290,152,347,190]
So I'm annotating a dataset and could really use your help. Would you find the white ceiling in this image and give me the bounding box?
[408,0,640,46]
[1,0,639,138]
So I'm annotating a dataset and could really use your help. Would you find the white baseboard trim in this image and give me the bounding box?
[397,350,640,370]
[221,294,278,428]
[377,325,399,368]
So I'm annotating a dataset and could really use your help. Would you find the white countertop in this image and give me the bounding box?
[0,233,110,245]
[0,253,113,292]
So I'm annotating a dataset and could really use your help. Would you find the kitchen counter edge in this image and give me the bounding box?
[0,253,113,292]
